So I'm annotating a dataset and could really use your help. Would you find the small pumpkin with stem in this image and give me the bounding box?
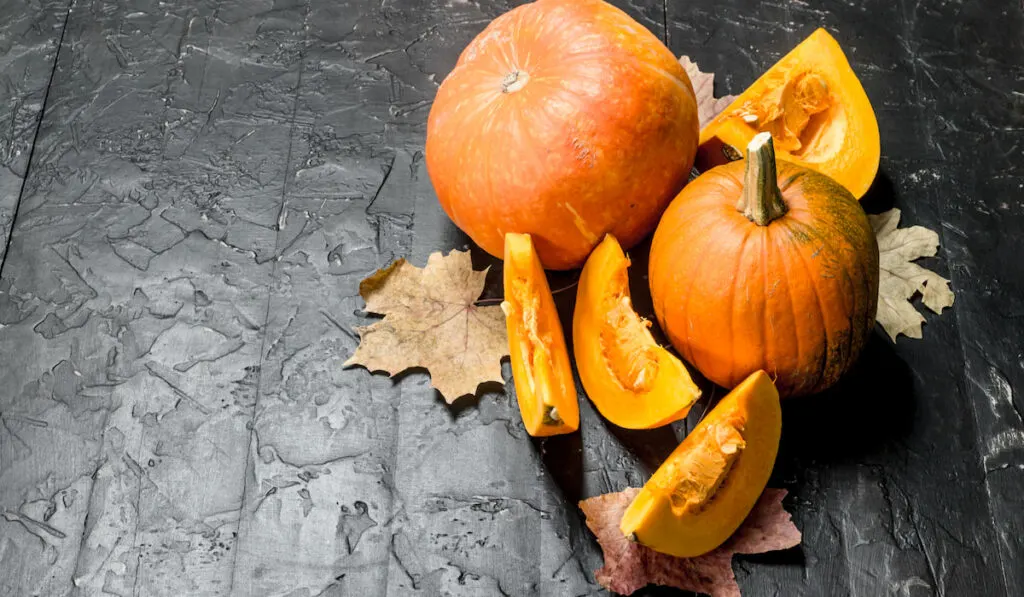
[649,132,879,397]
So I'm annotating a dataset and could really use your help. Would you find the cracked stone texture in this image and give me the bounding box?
[0,0,70,264]
[0,0,1021,596]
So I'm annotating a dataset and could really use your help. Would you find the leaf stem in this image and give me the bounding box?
[475,278,579,306]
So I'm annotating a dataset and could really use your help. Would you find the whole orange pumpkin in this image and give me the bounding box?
[649,133,879,397]
[425,0,699,270]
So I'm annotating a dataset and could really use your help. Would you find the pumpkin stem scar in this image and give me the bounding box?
[737,132,788,226]
[501,70,529,93]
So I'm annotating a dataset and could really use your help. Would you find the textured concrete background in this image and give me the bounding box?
[0,0,1022,595]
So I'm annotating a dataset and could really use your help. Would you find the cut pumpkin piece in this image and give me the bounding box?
[502,233,579,437]
[619,370,781,558]
[573,234,701,429]
[699,28,879,199]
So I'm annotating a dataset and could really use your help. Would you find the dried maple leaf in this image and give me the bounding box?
[680,56,737,129]
[870,208,955,341]
[345,250,508,402]
[580,488,801,597]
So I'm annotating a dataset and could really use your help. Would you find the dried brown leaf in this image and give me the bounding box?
[345,250,508,402]
[680,55,737,129]
[580,488,801,596]
[870,208,955,341]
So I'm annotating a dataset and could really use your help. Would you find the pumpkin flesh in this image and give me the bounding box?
[503,233,579,436]
[426,0,699,269]
[650,134,879,397]
[620,370,782,558]
[699,28,879,199]
[573,235,700,429]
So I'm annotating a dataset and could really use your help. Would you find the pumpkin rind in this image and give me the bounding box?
[649,136,879,397]
[573,234,701,429]
[426,0,699,270]
[699,28,880,199]
[503,233,579,436]
[619,370,782,558]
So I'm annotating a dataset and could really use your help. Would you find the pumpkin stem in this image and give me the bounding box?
[737,132,787,226]
[501,70,529,93]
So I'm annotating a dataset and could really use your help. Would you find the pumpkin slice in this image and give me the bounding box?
[573,234,701,429]
[502,233,579,436]
[619,370,781,557]
[699,28,879,199]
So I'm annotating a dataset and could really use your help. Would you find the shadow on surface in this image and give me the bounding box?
[470,246,505,302]
[384,365,503,419]
[433,378,506,419]
[778,331,916,465]
[858,169,898,215]
[534,430,584,504]
[604,422,681,476]
[739,544,807,568]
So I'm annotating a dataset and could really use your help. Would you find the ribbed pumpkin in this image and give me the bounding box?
[649,133,879,397]
[425,0,699,270]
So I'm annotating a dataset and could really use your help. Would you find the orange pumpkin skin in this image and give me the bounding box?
[425,0,699,270]
[649,146,879,397]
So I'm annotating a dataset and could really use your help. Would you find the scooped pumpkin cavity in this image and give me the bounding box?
[601,290,659,394]
[735,69,847,162]
[658,419,746,517]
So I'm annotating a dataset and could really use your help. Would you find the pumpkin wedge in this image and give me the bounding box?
[573,234,701,429]
[699,28,879,199]
[502,233,579,436]
[619,370,781,558]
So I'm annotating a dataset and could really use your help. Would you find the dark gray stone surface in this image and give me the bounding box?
[0,0,70,263]
[0,0,1021,596]
[667,2,1024,596]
